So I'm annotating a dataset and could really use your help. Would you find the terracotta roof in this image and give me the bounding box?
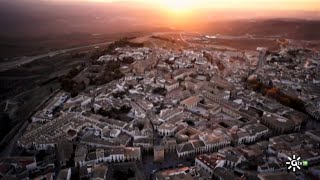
[180,96,200,106]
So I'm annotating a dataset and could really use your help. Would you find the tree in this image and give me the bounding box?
[152,87,167,96]
[0,113,11,140]
[177,78,184,86]
[122,56,135,64]
[279,97,291,106]
[265,87,280,98]
[70,90,78,98]
[185,119,195,126]
[61,78,74,92]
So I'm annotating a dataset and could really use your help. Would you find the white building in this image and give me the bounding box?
[195,154,225,175]
[158,123,177,137]
[164,80,179,92]
[176,142,195,158]
[82,147,141,167]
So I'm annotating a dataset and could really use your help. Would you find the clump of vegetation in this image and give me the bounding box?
[122,56,135,64]
[185,119,195,126]
[109,37,144,50]
[113,169,135,180]
[0,113,12,142]
[152,87,167,96]
[61,37,141,97]
[203,51,225,71]
[90,37,144,60]
[98,105,132,121]
[247,78,305,112]
[60,61,124,97]
[89,61,124,85]
[90,49,107,61]
[112,91,127,99]
[60,64,86,97]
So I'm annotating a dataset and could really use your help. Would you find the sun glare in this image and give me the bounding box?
[161,0,196,13]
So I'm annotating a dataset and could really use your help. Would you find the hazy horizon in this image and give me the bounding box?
[38,0,320,11]
[3,0,320,17]
[0,0,320,37]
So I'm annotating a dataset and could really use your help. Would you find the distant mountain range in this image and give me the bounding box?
[198,19,320,40]
[0,0,162,37]
[0,0,319,38]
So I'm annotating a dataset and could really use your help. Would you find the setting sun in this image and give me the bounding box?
[161,0,197,13]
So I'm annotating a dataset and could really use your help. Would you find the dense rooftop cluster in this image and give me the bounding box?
[1,35,320,180]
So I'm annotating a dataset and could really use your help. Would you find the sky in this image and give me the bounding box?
[29,0,319,28]
[50,0,320,11]
[0,0,319,39]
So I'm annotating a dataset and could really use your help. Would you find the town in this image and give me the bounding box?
[1,32,320,180]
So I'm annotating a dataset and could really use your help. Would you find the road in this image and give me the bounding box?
[0,41,113,72]
[179,32,192,46]
[150,41,158,48]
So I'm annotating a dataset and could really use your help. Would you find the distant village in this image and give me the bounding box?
[1,34,320,180]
